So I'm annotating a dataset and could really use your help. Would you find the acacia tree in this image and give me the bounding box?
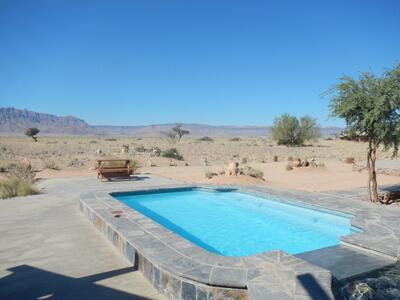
[25,128,40,142]
[171,124,190,143]
[326,65,400,202]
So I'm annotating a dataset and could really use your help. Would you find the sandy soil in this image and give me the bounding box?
[1,136,399,192]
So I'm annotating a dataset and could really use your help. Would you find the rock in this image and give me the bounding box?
[345,157,355,164]
[121,144,129,153]
[95,149,102,155]
[273,155,278,162]
[293,158,302,168]
[225,162,239,176]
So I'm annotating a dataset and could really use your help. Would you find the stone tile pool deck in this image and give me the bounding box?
[80,178,400,300]
[1,175,399,300]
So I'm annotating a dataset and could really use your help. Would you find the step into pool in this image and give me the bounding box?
[114,188,358,256]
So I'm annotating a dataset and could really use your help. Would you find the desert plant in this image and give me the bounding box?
[326,64,400,202]
[150,147,161,157]
[0,177,39,199]
[25,128,40,142]
[8,162,36,183]
[241,157,249,164]
[198,136,214,142]
[172,124,190,142]
[273,155,278,162]
[161,148,184,160]
[163,131,178,144]
[271,114,320,146]
[205,171,217,179]
[242,166,264,179]
[135,145,147,152]
[229,137,241,142]
[43,159,60,170]
[286,162,293,171]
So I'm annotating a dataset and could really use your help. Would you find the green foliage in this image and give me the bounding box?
[198,136,214,142]
[25,127,40,141]
[229,137,241,142]
[0,177,39,199]
[271,114,320,146]
[326,64,400,202]
[327,64,400,156]
[135,145,147,152]
[161,148,184,160]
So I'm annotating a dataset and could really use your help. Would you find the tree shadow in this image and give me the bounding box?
[0,265,155,300]
[296,273,333,300]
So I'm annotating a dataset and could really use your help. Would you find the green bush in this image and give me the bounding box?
[161,148,184,161]
[198,136,214,142]
[135,145,147,152]
[271,114,320,146]
[0,177,39,199]
[229,137,241,142]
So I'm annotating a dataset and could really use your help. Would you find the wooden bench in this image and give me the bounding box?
[96,159,133,181]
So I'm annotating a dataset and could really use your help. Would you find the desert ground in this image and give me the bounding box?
[1,135,399,192]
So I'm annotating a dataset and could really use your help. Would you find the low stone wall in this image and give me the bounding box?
[80,198,249,300]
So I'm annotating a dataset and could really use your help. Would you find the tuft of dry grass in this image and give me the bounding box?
[0,177,39,199]
[43,159,61,170]
[241,166,264,179]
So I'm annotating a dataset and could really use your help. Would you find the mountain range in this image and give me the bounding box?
[0,107,342,137]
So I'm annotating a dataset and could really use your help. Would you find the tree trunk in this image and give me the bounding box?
[367,139,379,202]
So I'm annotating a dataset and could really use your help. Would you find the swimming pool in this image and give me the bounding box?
[114,188,358,256]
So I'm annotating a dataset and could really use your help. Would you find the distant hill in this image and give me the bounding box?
[0,107,94,135]
[0,107,342,137]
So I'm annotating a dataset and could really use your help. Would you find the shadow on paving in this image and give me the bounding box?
[297,274,332,300]
[0,265,154,300]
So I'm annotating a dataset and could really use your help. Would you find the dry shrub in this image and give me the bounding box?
[242,166,264,179]
[286,162,293,171]
[43,159,60,170]
[229,137,241,142]
[8,162,36,183]
[205,171,214,179]
[0,177,39,199]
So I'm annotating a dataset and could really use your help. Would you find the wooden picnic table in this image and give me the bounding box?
[96,159,133,181]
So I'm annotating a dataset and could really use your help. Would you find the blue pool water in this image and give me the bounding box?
[114,189,357,256]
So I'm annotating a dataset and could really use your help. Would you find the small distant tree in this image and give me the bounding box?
[25,128,40,142]
[271,114,320,146]
[163,124,189,144]
[326,64,400,202]
[172,124,189,142]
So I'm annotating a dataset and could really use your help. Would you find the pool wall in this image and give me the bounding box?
[80,185,342,300]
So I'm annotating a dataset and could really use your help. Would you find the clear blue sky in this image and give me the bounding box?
[0,0,399,126]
